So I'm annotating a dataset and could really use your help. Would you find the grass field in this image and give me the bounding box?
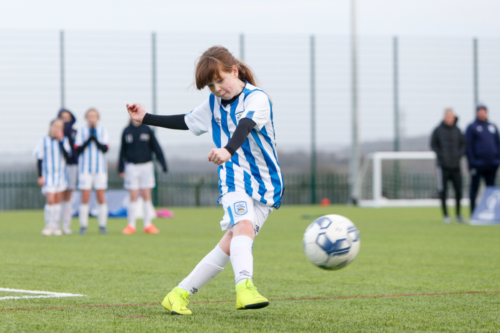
[1,206,499,332]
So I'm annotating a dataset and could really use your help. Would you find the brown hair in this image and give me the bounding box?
[195,46,258,90]
[85,108,99,118]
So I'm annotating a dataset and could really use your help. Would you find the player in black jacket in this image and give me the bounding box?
[430,108,466,223]
[118,120,167,234]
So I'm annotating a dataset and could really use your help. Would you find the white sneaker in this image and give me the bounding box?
[41,226,53,236]
[52,228,63,236]
[63,227,73,235]
[443,216,451,224]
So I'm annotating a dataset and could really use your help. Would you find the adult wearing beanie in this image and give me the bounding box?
[465,104,500,215]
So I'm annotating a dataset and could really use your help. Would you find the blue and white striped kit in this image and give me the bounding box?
[185,83,284,208]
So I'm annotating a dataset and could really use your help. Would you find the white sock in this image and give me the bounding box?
[98,203,108,227]
[178,245,230,295]
[52,203,62,229]
[61,201,72,229]
[44,204,50,227]
[79,203,89,228]
[143,200,152,228]
[230,235,254,285]
[127,201,137,228]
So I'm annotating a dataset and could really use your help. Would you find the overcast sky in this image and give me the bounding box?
[1,0,500,37]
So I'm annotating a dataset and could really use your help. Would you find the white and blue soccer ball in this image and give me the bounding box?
[303,214,360,270]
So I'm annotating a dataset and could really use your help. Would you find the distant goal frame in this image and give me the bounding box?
[354,151,470,208]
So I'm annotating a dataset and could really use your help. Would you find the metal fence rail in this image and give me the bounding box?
[0,171,352,210]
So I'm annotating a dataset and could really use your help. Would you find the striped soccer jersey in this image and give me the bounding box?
[75,125,109,174]
[33,136,71,188]
[185,82,284,208]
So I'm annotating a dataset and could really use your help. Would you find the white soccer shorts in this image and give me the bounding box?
[42,184,67,195]
[66,164,78,191]
[78,172,108,190]
[220,191,273,236]
[124,161,156,190]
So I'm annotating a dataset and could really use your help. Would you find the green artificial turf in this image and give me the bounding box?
[0,206,499,332]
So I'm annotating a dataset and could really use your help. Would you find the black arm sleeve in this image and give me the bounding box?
[150,130,168,172]
[91,137,109,153]
[76,137,92,155]
[118,132,126,173]
[59,141,69,160]
[37,159,42,177]
[224,118,256,156]
[142,113,189,130]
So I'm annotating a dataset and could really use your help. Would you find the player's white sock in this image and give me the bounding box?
[44,204,50,227]
[143,200,152,228]
[230,235,254,285]
[52,203,62,229]
[98,203,108,227]
[61,201,72,229]
[127,201,137,228]
[178,245,230,295]
[79,203,89,228]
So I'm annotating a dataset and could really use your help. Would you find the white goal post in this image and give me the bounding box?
[353,151,470,208]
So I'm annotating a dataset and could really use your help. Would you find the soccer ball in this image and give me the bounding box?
[303,214,360,270]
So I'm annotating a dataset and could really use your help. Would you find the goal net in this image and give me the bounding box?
[353,151,469,208]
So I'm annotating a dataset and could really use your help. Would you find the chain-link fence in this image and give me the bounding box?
[2,30,500,209]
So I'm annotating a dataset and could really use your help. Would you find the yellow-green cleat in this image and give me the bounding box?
[161,287,192,315]
[235,279,269,310]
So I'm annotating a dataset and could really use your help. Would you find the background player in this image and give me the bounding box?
[58,109,78,234]
[118,117,168,234]
[127,46,284,315]
[74,108,110,235]
[34,119,71,236]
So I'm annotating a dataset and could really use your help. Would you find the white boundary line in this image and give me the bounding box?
[0,288,85,300]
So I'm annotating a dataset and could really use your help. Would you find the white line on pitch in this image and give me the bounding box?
[0,287,85,300]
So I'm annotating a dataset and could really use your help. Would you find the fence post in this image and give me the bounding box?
[473,37,479,109]
[239,33,245,62]
[310,35,317,205]
[59,30,65,108]
[393,36,400,199]
[349,0,360,204]
[151,32,159,206]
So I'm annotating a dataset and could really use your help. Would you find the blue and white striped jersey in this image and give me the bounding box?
[185,83,284,208]
[75,125,109,174]
[33,136,71,188]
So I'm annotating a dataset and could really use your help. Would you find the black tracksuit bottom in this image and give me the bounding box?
[469,166,498,214]
[437,167,462,217]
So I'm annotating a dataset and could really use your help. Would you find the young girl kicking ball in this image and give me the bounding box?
[34,119,71,236]
[127,46,284,315]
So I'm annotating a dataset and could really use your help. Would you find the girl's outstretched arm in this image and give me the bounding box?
[126,104,188,130]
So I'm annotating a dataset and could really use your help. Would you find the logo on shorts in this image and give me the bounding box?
[234,201,248,215]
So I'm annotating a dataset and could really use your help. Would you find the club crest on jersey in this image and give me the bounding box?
[234,201,248,215]
[215,117,221,125]
[489,125,496,133]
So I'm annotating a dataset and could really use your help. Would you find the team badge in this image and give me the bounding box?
[489,125,496,133]
[234,201,248,215]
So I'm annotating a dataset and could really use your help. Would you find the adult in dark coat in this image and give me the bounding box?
[465,104,500,215]
[431,108,466,223]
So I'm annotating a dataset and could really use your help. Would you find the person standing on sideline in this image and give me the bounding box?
[430,108,466,223]
[58,109,78,234]
[118,118,168,235]
[74,108,110,235]
[466,104,500,215]
[34,119,71,235]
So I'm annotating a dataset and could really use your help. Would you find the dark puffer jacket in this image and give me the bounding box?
[430,117,465,169]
